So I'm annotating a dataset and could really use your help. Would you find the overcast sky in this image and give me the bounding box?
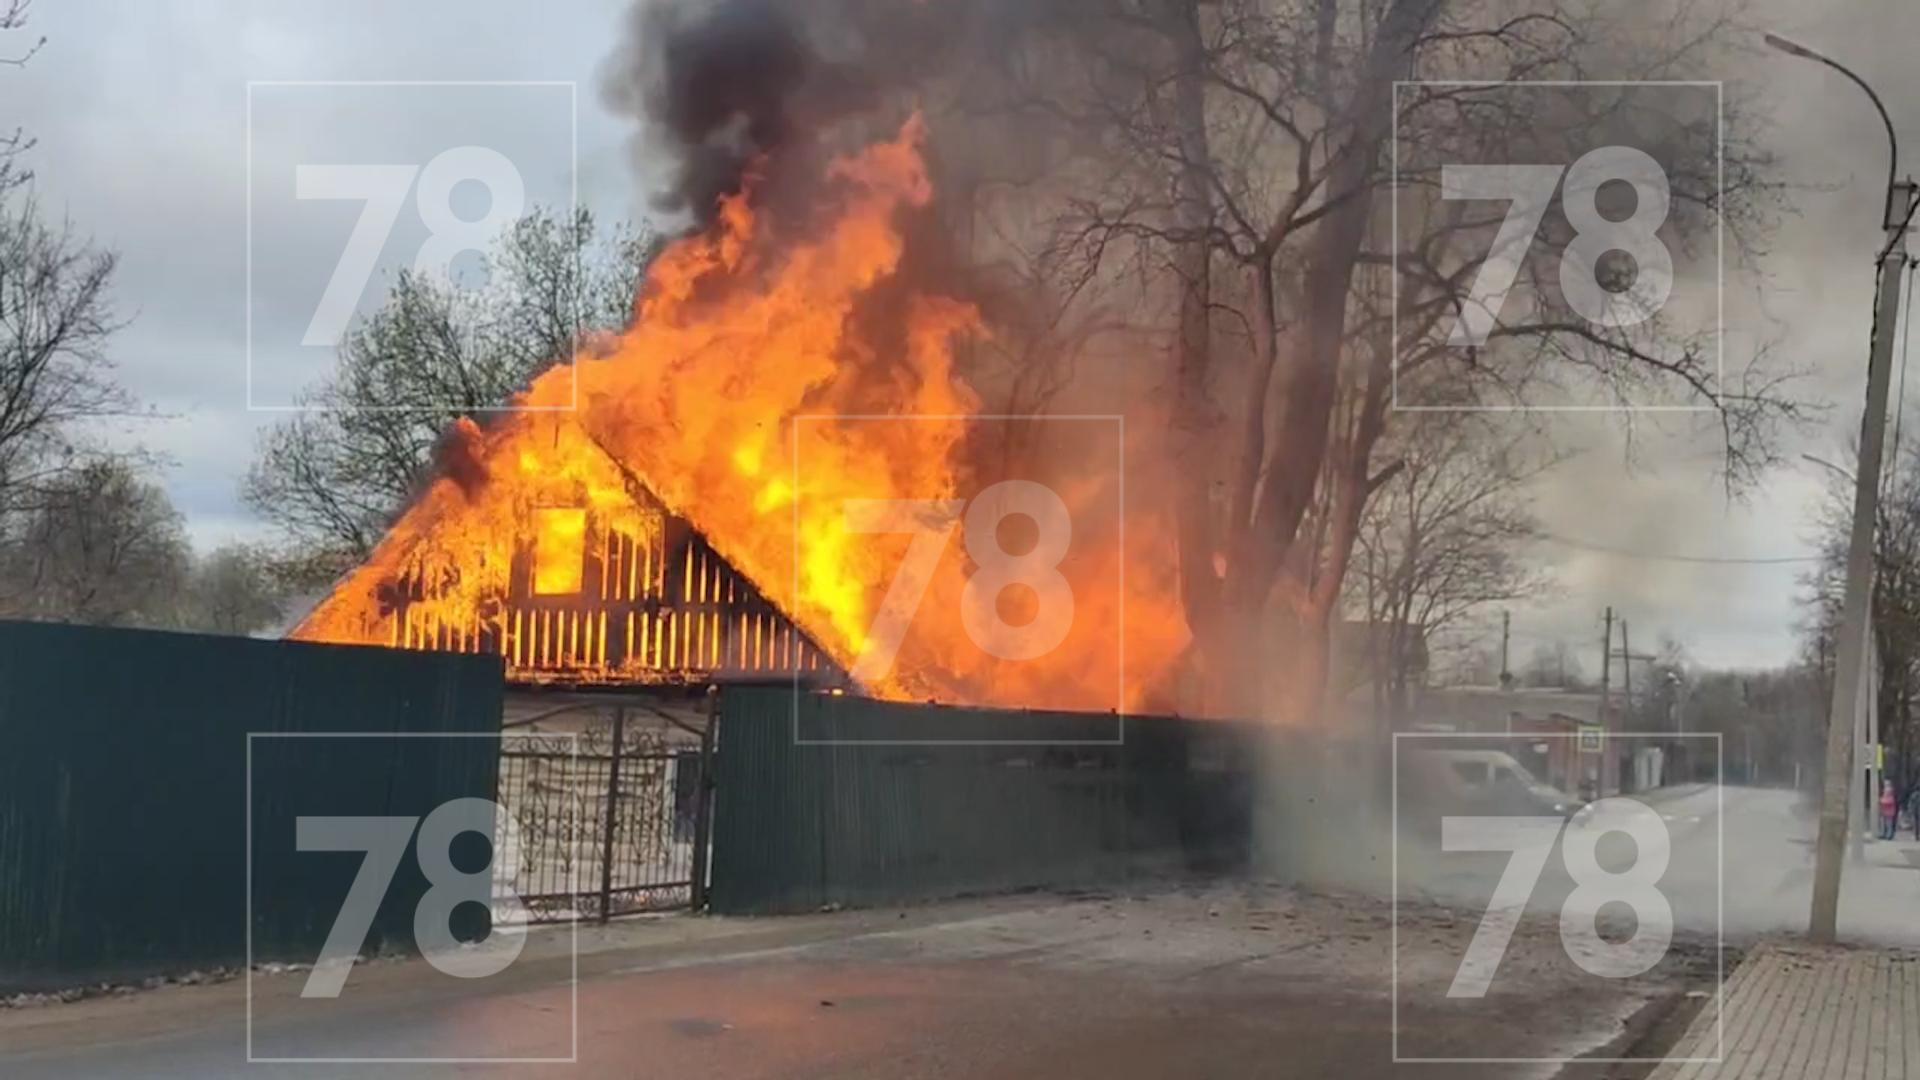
[6,0,640,535]
[6,0,1914,675]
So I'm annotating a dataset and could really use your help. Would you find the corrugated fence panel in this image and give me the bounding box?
[0,620,502,992]
[709,687,1258,914]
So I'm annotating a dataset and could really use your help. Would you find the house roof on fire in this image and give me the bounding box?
[287,431,845,687]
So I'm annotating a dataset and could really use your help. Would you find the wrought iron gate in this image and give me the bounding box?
[495,701,714,923]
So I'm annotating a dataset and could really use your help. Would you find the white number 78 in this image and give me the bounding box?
[1443,145,1674,347]
[295,797,527,998]
[840,481,1076,685]
[295,146,525,346]
[1442,799,1673,998]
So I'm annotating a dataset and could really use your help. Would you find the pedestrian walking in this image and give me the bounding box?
[1879,780,1898,841]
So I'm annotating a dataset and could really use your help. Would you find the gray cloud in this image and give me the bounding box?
[1495,0,1920,674]
[7,0,636,546]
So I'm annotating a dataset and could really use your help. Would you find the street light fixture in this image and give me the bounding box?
[1766,32,1917,944]
[1764,34,1909,237]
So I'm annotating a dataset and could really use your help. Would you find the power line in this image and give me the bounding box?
[1534,532,1821,565]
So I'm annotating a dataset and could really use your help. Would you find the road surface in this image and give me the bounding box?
[5,784,1905,1078]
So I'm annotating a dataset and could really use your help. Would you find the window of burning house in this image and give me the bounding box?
[531,507,588,595]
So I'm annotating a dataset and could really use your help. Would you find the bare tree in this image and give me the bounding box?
[244,207,656,580]
[0,194,132,517]
[942,0,1796,721]
[180,543,288,636]
[1348,412,1554,721]
[0,458,190,627]
[0,0,44,196]
[1522,637,1581,688]
[1804,431,1920,821]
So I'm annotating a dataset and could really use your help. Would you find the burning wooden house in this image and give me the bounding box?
[292,417,843,688]
[291,122,1163,712]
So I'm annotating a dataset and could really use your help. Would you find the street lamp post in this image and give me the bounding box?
[1766,32,1918,944]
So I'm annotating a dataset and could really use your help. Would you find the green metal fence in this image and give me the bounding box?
[708,686,1260,914]
[0,620,502,992]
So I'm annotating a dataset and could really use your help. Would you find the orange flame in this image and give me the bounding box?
[294,118,1188,711]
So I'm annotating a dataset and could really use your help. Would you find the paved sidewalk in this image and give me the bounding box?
[1862,835,1920,873]
[1650,942,1920,1079]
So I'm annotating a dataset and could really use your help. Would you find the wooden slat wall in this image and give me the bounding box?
[389,514,831,683]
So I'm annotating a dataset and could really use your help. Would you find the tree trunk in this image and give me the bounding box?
[1164,0,1220,648]
[1214,0,1442,724]
[1263,575,1336,727]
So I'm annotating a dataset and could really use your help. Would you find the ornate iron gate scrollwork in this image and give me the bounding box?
[495,701,711,923]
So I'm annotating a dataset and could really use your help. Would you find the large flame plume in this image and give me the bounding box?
[294,119,1188,711]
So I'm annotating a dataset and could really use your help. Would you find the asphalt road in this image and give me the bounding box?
[0,896,1712,1079]
[7,784,1887,1079]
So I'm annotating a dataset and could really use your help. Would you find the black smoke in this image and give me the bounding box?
[600,0,881,225]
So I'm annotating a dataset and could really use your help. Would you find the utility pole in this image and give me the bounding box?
[1619,620,1634,799]
[1609,625,1667,791]
[1620,620,1634,726]
[1594,608,1613,805]
[1812,217,1910,938]
[1612,630,1658,757]
[1765,32,1919,945]
[1814,222,1907,933]
[1599,607,1614,724]
[1499,611,1514,690]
